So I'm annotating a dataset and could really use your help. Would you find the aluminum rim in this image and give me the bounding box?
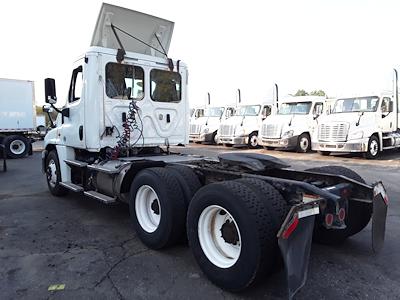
[250,135,258,147]
[198,205,242,269]
[369,139,379,157]
[10,140,26,155]
[47,159,57,188]
[299,136,309,151]
[135,185,161,233]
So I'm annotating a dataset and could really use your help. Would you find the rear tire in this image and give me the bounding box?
[187,180,283,291]
[305,166,372,245]
[223,143,233,147]
[263,146,275,151]
[3,135,30,159]
[165,165,202,206]
[45,150,68,197]
[129,167,186,249]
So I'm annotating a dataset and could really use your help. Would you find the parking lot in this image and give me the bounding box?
[1,144,399,299]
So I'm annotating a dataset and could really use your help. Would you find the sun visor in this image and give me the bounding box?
[91,3,174,58]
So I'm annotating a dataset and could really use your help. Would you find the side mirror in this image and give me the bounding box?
[313,113,319,120]
[389,101,394,112]
[45,78,57,104]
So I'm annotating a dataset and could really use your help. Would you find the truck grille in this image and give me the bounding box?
[219,124,234,136]
[318,123,348,142]
[261,124,281,138]
[190,124,201,134]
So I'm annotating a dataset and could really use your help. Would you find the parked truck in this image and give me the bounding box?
[258,96,326,152]
[41,3,388,299]
[218,90,273,148]
[0,78,35,158]
[189,96,235,144]
[312,70,400,159]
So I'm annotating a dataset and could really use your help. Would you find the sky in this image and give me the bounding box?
[0,0,399,107]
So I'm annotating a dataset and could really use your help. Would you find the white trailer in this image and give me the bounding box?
[312,70,400,159]
[41,3,388,299]
[0,78,35,158]
[258,96,326,152]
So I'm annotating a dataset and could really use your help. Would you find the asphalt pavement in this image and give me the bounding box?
[0,145,399,299]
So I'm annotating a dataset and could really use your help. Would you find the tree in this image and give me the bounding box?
[294,89,309,96]
[310,90,326,97]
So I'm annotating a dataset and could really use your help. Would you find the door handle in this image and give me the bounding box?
[166,114,171,123]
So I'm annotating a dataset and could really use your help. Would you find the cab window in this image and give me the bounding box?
[150,69,181,102]
[105,63,144,100]
[68,66,83,103]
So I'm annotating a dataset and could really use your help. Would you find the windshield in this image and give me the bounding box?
[234,105,261,116]
[204,107,224,117]
[278,102,312,115]
[333,96,379,113]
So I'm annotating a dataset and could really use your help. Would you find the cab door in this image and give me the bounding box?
[61,62,86,149]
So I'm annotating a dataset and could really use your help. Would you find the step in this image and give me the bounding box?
[84,191,117,204]
[64,159,88,168]
[59,182,84,192]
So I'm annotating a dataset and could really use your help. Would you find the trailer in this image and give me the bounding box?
[0,78,36,158]
[41,3,388,299]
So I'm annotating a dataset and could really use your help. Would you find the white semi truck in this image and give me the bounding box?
[0,78,35,158]
[258,96,326,152]
[218,97,273,148]
[313,71,400,159]
[41,3,388,299]
[189,101,235,144]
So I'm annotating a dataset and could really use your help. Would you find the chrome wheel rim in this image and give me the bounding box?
[47,159,57,188]
[250,135,258,147]
[299,136,309,151]
[369,139,379,157]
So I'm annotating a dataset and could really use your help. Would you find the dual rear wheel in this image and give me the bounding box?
[129,169,288,291]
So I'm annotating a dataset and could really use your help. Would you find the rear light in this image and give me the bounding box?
[282,214,299,239]
[338,208,346,221]
[325,213,334,226]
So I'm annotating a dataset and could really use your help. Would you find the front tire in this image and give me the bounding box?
[129,167,186,249]
[297,133,311,153]
[45,150,68,196]
[318,151,331,156]
[247,132,259,149]
[365,135,379,159]
[187,180,285,291]
[3,135,30,159]
[305,166,372,244]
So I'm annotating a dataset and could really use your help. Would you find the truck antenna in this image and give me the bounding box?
[237,89,241,105]
[274,83,279,111]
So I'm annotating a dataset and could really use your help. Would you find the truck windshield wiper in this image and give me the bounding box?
[356,111,365,126]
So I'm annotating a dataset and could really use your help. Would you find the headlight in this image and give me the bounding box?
[282,130,294,138]
[348,130,363,140]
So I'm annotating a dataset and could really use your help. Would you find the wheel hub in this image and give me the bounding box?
[220,220,239,245]
[151,199,160,215]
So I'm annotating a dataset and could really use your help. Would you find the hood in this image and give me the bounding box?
[320,112,373,125]
[91,3,174,58]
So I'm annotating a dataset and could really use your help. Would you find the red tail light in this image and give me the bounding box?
[325,213,334,226]
[338,208,346,221]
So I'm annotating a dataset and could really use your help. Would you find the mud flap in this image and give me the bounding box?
[278,212,315,300]
[372,182,388,253]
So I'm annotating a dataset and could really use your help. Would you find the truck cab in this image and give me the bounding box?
[44,3,188,169]
[258,96,325,152]
[312,93,400,158]
[218,102,272,148]
[189,105,235,143]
